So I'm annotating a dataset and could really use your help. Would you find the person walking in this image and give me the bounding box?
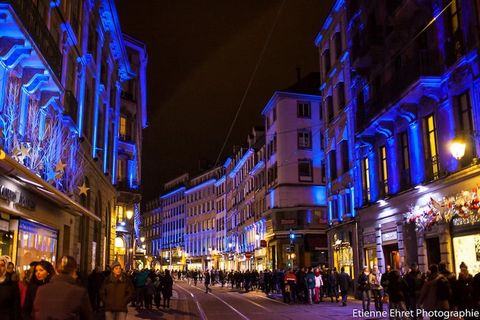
[33,255,93,320]
[153,276,162,309]
[99,261,135,320]
[0,256,20,320]
[305,267,315,304]
[22,261,55,320]
[358,266,371,312]
[455,262,474,315]
[284,269,297,304]
[161,270,173,309]
[328,267,339,303]
[338,267,352,306]
[314,268,323,303]
[204,270,212,293]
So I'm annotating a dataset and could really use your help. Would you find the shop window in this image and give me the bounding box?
[453,234,480,276]
[364,247,378,270]
[17,220,58,271]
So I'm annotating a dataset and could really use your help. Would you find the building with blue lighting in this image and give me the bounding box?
[261,74,328,270]
[0,0,146,273]
[315,0,359,279]
[348,0,480,276]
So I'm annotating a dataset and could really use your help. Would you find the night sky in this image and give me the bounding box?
[115,0,333,202]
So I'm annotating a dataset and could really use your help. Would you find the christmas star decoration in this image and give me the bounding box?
[55,160,67,173]
[20,145,31,158]
[46,168,56,182]
[78,182,90,196]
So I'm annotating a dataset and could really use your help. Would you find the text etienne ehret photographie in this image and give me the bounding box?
[352,308,480,319]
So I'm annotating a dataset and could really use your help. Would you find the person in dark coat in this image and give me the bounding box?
[328,268,339,303]
[338,267,352,306]
[87,266,105,312]
[405,262,424,319]
[161,269,174,308]
[33,255,93,320]
[387,269,408,317]
[22,260,55,320]
[358,266,370,312]
[204,270,212,293]
[99,261,135,320]
[455,262,474,315]
[0,256,20,320]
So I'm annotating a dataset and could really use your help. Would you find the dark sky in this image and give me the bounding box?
[116,0,333,202]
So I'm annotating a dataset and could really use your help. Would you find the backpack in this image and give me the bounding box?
[436,275,451,301]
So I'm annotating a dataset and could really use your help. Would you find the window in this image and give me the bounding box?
[424,114,440,180]
[329,150,337,180]
[344,193,351,217]
[298,159,313,182]
[334,32,343,61]
[337,82,346,109]
[379,145,388,195]
[340,140,349,174]
[456,91,474,165]
[327,96,334,122]
[362,157,371,202]
[449,0,460,34]
[323,49,331,76]
[297,102,311,118]
[321,160,326,183]
[117,158,127,182]
[399,131,411,189]
[120,116,127,139]
[298,129,312,149]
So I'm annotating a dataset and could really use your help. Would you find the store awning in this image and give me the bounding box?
[0,155,100,222]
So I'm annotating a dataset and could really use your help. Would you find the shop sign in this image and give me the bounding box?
[0,185,36,210]
[364,233,376,245]
[19,219,58,239]
[382,231,397,242]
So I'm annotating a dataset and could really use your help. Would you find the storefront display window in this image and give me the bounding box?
[17,219,58,272]
[0,219,13,258]
[333,243,353,276]
[365,247,377,269]
[453,234,480,275]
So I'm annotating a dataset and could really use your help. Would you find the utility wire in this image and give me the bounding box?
[214,0,287,167]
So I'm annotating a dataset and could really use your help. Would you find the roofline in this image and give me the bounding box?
[261,91,322,116]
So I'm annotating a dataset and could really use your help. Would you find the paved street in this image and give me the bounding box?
[121,280,385,320]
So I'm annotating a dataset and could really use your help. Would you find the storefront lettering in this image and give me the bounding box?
[382,231,397,242]
[0,185,36,210]
[453,215,480,226]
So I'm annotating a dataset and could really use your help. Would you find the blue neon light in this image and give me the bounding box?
[160,187,186,199]
[185,179,216,195]
[323,17,333,30]
[314,34,323,47]
[214,175,226,186]
[269,189,275,208]
[249,160,265,175]
[387,137,399,194]
[334,0,344,12]
[340,51,349,63]
[223,157,232,168]
[228,149,253,178]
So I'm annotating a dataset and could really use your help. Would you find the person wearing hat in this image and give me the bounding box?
[99,261,135,320]
[33,255,93,320]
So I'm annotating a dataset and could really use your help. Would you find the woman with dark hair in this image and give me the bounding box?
[22,261,55,319]
[33,255,93,320]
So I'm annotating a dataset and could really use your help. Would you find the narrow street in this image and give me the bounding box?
[124,280,375,320]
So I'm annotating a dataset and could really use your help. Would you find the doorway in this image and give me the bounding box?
[383,243,400,270]
[426,237,441,266]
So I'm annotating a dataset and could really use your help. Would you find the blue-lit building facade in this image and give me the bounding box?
[345,0,480,276]
[0,0,146,273]
[261,78,328,270]
[315,0,359,279]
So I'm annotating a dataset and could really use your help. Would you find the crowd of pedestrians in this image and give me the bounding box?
[357,261,480,319]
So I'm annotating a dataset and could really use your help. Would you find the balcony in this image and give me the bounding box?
[116,180,140,193]
[5,0,62,79]
[63,90,78,124]
[356,51,443,131]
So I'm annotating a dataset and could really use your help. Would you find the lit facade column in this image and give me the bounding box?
[375,226,384,272]
[112,80,121,184]
[386,136,399,194]
[408,120,425,185]
[438,222,454,271]
[417,233,428,273]
[396,221,405,271]
[368,150,379,202]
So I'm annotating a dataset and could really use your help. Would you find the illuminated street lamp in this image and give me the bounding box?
[126,209,134,220]
[140,236,145,243]
[450,137,466,160]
